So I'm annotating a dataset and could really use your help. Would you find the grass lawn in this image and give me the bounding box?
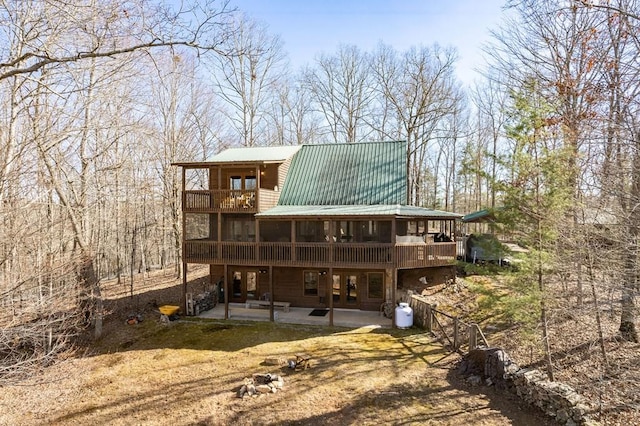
[0,317,554,426]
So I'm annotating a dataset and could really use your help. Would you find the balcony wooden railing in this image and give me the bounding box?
[183,189,256,212]
[183,241,456,269]
[183,189,280,213]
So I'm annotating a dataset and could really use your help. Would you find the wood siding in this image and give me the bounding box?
[278,156,293,188]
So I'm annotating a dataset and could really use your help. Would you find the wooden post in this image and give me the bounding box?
[426,303,432,332]
[291,220,296,262]
[469,323,478,351]
[209,265,215,291]
[328,267,333,326]
[182,262,188,314]
[255,165,260,209]
[223,265,229,319]
[269,266,274,322]
[391,268,397,328]
[453,317,460,350]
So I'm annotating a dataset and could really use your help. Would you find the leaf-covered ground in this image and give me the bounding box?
[422,274,640,426]
[0,267,557,426]
[1,318,554,426]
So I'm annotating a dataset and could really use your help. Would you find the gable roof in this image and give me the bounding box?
[278,141,407,206]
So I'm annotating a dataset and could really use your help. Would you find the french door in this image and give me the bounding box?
[230,269,258,302]
[332,273,358,308]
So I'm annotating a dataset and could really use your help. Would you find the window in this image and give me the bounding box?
[232,271,242,297]
[247,271,257,300]
[230,176,242,191]
[303,271,319,296]
[368,273,384,299]
[245,176,256,190]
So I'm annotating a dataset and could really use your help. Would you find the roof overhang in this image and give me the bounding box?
[172,145,302,167]
[462,208,503,223]
[256,205,462,220]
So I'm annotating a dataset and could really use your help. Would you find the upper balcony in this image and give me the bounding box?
[183,189,280,213]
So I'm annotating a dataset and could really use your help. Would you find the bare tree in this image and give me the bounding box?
[0,0,236,349]
[304,44,375,143]
[371,43,460,205]
[0,0,235,81]
[210,13,288,147]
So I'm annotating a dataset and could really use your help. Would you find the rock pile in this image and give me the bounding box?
[237,373,285,398]
[459,348,596,426]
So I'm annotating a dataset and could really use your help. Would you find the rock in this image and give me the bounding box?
[485,348,518,380]
[467,375,482,386]
[252,373,272,384]
[255,385,272,394]
[237,385,247,398]
[555,408,569,423]
[246,384,256,396]
[264,357,287,366]
[458,349,488,376]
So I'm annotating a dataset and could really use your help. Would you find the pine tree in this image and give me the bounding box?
[498,79,574,380]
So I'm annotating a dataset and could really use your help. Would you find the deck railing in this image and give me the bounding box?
[406,294,489,353]
[183,189,258,212]
[183,241,456,269]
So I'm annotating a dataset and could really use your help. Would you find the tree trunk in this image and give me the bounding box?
[620,241,638,342]
[620,137,640,342]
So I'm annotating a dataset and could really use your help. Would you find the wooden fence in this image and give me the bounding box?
[404,294,489,354]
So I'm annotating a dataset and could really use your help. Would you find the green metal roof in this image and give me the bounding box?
[462,208,502,223]
[256,204,462,219]
[209,145,301,163]
[278,141,406,206]
[172,145,301,167]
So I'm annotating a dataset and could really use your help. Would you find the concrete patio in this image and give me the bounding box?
[198,302,393,328]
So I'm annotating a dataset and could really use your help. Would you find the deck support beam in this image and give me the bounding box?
[329,267,334,326]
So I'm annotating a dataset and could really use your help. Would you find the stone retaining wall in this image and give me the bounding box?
[459,348,598,426]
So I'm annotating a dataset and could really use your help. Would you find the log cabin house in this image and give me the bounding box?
[173,141,461,323]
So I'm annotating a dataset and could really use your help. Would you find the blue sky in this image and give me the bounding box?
[228,0,507,85]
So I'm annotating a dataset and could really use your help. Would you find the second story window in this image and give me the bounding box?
[229,174,256,191]
[245,175,256,190]
[230,176,242,191]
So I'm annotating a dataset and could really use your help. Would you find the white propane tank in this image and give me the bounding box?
[395,302,413,329]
